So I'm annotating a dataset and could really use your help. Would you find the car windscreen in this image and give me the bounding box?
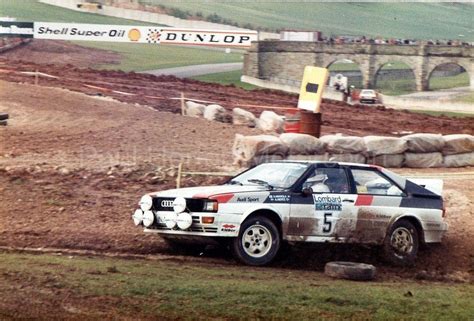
[230,163,309,189]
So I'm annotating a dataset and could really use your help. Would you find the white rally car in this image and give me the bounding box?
[132,161,447,266]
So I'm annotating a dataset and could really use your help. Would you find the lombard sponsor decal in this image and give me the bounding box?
[314,195,342,211]
[160,28,257,47]
[34,22,149,43]
[0,21,34,38]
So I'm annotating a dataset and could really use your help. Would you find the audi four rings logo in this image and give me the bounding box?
[161,200,174,207]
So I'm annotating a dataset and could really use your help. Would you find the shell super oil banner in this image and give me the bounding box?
[297,66,329,113]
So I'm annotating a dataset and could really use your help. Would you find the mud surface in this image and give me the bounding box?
[0,80,472,283]
[0,60,473,137]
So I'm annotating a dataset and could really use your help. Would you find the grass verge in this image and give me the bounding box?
[192,69,256,90]
[0,251,473,320]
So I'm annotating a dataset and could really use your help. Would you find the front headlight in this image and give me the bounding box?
[132,209,143,226]
[203,200,218,212]
[173,197,186,213]
[139,195,153,211]
[142,210,155,227]
[176,212,193,230]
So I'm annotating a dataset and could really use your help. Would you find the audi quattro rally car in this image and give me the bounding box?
[132,161,447,266]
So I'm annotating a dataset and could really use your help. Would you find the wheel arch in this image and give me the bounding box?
[242,208,283,238]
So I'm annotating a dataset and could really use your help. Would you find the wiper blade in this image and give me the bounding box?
[247,179,273,190]
[228,180,243,186]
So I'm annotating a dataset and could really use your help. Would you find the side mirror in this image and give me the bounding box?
[302,187,313,196]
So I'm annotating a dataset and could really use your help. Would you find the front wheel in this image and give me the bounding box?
[232,216,280,266]
[382,219,419,266]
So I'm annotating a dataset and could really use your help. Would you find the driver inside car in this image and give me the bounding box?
[303,171,330,193]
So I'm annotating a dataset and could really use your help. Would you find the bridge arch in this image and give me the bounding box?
[427,62,471,91]
[326,59,363,88]
[373,61,416,95]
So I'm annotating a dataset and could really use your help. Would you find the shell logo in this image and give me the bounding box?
[128,28,141,42]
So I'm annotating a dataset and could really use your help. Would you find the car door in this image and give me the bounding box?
[288,165,357,238]
[348,166,406,244]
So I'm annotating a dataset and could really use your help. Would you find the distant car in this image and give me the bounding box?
[132,161,447,266]
[359,89,378,104]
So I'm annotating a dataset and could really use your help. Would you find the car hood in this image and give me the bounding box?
[149,185,270,198]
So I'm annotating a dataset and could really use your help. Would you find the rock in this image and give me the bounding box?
[232,108,256,127]
[257,111,284,133]
[184,101,205,118]
[58,167,70,175]
[203,104,229,122]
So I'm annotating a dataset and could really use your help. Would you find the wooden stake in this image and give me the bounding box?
[176,162,183,189]
[34,69,39,85]
[180,92,185,116]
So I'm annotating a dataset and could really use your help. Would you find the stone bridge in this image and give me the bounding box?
[242,41,474,91]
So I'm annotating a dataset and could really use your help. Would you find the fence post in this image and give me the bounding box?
[176,162,183,188]
[180,92,185,116]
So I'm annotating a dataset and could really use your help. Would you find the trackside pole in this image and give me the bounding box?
[176,162,183,188]
[180,92,185,116]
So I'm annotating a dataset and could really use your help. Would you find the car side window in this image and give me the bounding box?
[303,168,350,194]
[351,169,403,196]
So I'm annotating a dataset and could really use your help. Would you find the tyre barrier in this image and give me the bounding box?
[324,261,376,281]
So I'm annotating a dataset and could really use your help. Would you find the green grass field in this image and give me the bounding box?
[0,252,473,320]
[145,1,473,41]
[0,0,242,71]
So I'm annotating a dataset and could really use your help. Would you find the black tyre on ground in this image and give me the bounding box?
[0,120,7,126]
[382,219,419,266]
[232,215,280,266]
[0,113,8,121]
[324,261,376,281]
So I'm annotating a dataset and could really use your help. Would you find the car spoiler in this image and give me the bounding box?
[407,178,443,196]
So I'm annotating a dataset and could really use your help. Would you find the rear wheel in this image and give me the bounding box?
[383,219,419,266]
[232,216,280,266]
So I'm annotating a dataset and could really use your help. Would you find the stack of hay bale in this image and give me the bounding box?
[232,132,474,168]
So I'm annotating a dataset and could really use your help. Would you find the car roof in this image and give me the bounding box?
[273,160,377,168]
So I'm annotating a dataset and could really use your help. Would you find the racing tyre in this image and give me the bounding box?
[0,113,8,121]
[325,261,376,281]
[382,219,419,267]
[232,216,280,266]
[0,120,7,126]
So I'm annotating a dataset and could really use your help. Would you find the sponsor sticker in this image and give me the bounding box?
[221,223,237,233]
[267,194,291,203]
[314,195,342,211]
[0,21,34,38]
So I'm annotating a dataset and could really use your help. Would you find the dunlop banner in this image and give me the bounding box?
[0,21,34,38]
[6,22,257,47]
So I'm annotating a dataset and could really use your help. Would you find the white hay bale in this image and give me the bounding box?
[329,153,366,164]
[402,133,445,153]
[364,136,407,156]
[232,134,289,166]
[320,135,366,154]
[404,152,443,168]
[280,133,325,155]
[442,134,474,155]
[443,152,474,167]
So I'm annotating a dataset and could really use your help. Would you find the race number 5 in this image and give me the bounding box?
[323,212,332,233]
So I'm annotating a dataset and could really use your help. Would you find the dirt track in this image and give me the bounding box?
[0,80,472,282]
